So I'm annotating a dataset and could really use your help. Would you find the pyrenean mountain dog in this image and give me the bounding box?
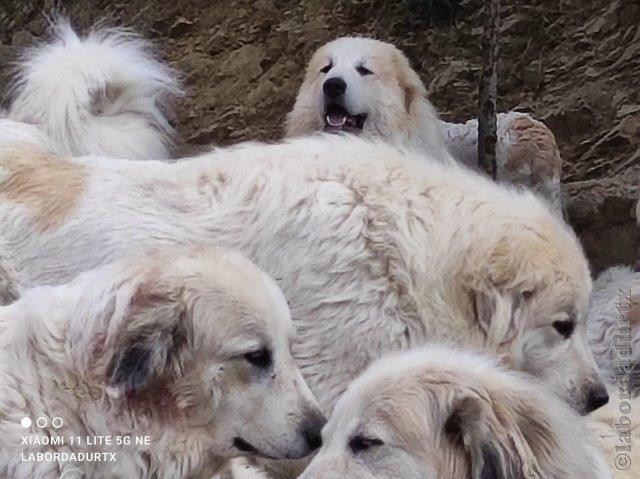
[300,346,611,479]
[0,247,324,478]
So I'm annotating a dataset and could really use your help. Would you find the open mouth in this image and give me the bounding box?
[324,103,367,134]
[233,437,276,459]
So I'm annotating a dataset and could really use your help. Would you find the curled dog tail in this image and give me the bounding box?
[5,18,182,159]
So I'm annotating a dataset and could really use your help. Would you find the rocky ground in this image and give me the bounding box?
[1,0,638,272]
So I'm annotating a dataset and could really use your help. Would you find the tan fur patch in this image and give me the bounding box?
[0,144,85,232]
[505,116,562,184]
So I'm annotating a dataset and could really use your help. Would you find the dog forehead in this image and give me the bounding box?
[320,37,393,64]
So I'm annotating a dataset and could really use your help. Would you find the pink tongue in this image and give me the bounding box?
[327,113,347,127]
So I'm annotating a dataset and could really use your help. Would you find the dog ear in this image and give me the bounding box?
[392,51,426,115]
[104,288,188,399]
[444,396,514,479]
[472,286,530,348]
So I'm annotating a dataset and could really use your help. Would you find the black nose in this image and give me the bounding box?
[323,77,347,99]
[585,384,609,413]
[301,411,327,451]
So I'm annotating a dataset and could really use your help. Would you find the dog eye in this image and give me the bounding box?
[244,348,272,368]
[320,62,333,74]
[348,435,384,454]
[356,65,373,76]
[552,320,575,339]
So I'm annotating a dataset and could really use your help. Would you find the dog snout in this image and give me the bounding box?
[323,77,347,99]
[585,382,609,413]
[300,408,327,452]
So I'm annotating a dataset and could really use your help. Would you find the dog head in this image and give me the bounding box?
[299,347,608,479]
[56,248,325,461]
[458,201,607,415]
[286,37,446,156]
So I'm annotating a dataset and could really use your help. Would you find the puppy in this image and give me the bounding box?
[1,17,181,159]
[287,37,561,212]
[0,247,325,478]
[0,136,605,416]
[299,346,611,479]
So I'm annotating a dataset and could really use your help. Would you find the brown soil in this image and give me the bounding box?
[1,0,638,272]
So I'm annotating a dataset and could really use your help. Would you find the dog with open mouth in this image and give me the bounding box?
[0,247,325,478]
[286,37,563,215]
[286,36,450,161]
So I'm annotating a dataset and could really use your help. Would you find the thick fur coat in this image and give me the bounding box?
[0,136,603,416]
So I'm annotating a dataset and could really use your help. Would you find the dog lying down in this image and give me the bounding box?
[0,136,606,419]
[0,17,181,159]
[0,247,324,479]
[300,346,612,479]
[287,36,562,214]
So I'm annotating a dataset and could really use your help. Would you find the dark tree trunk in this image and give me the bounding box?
[478,0,500,180]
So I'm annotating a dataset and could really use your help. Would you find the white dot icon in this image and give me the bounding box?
[52,417,63,429]
[20,417,31,428]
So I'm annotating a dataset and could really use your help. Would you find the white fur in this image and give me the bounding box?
[287,37,562,211]
[586,393,640,479]
[0,247,324,478]
[3,18,181,159]
[300,346,612,479]
[587,266,640,394]
[286,37,450,161]
[0,135,602,415]
[442,112,563,215]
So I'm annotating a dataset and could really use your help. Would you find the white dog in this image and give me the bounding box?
[0,136,605,416]
[587,265,640,395]
[287,37,562,213]
[1,18,181,159]
[299,346,611,479]
[286,37,450,161]
[0,247,325,478]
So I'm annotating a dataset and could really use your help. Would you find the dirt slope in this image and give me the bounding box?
[1,0,637,271]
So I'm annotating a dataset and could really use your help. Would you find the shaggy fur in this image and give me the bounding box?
[0,135,604,416]
[587,393,640,479]
[286,37,450,161]
[442,112,563,215]
[300,346,611,479]
[2,18,181,159]
[587,266,640,395]
[287,37,562,210]
[0,247,324,478]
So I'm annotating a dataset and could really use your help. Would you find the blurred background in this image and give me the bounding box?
[1,0,638,271]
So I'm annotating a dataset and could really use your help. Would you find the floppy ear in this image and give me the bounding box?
[392,51,426,115]
[104,288,189,399]
[472,286,529,348]
[444,396,515,479]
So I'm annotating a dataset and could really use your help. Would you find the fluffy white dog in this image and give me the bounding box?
[587,265,640,395]
[286,37,449,161]
[299,346,611,479]
[0,247,325,478]
[286,37,562,213]
[0,136,605,416]
[1,18,181,159]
